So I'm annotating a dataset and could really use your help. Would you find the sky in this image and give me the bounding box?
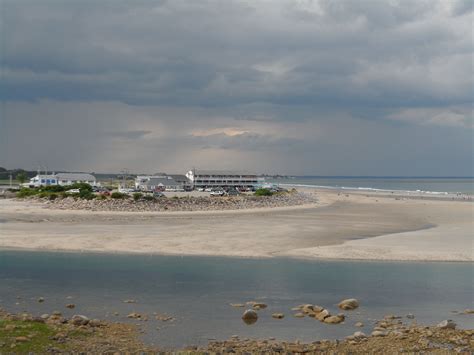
[0,0,472,176]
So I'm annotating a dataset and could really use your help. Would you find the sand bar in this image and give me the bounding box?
[0,189,472,261]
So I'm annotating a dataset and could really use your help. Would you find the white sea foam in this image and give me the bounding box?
[278,183,457,196]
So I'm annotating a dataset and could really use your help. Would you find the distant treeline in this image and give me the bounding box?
[0,167,36,180]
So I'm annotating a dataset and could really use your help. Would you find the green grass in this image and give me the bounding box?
[0,319,62,353]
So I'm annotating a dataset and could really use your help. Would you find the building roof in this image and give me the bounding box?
[192,169,257,176]
[168,174,189,182]
[145,177,180,186]
[55,173,96,181]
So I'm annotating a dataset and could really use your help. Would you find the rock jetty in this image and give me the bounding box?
[39,191,317,212]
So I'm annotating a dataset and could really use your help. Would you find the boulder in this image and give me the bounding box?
[242,309,258,325]
[293,313,305,318]
[127,312,142,319]
[406,313,415,319]
[65,304,75,309]
[324,314,345,324]
[252,303,267,310]
[437,320,456,330]
[316,309,330,321]
[354,322,364,327]
[230,303,245,308]
[371,330,387,337]
[347,331,367,341]
[272,313,284,319]
[37,297,45,303]
[353,331,367,339]
[70,314,89,326]
[338,298,359,310]
[88,319,102,327]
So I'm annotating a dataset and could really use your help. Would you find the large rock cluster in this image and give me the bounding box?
[40,191,317,212]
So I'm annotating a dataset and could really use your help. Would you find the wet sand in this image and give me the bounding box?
[0,189,472,261]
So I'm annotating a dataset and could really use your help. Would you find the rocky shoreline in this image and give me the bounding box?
[37,190,317,212]
[1,307,473,354]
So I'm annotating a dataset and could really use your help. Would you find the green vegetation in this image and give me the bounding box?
[41,185,66,192]
[111,192,127,199]
[254,188,273,196]
[16,188,39,198]
[133,192,143,201]
[143,195,155,202]
[16,172,28,184]
[0,319,64,353]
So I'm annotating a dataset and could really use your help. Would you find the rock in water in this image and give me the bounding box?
[324,314,345,324]
[242,309,258,325]
[316,309,330,321]
[355,322,364,327]
[272,313,284,319]
[338,298,359,310]
[437,320,456,329]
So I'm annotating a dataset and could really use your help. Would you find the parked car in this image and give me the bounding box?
[210,190,225,196]
[153,191,165,198]
[66,189,80,194]
[197,188,205,192]
[204,187,213,192]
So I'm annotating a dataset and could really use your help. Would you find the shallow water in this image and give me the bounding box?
[0,251,472,349]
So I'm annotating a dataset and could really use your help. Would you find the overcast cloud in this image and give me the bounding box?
[0,0,472,175]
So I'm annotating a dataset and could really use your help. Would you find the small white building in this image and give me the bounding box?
[186,169,264,189]
[25,174,58,187]
[25,173,98,187]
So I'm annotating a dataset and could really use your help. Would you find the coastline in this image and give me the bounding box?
[0,188,472,262]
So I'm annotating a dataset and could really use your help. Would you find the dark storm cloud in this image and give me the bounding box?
[0,0,472,175]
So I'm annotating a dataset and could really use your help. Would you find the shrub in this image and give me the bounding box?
[111,192,127,199]
[48,193,58,200]
[254,188,273,196]
[79,189,95,200]
[38,192,49,198]
[97,194,107,200]
[16,188,38,198]
[40,185,66,193]
[143,195,155,202]
[133,192,143,201]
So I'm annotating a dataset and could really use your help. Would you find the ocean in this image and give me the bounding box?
[0,251,472,349]
[268,177,474,195]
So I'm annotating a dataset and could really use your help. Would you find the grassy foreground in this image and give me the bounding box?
[0,311,153,353]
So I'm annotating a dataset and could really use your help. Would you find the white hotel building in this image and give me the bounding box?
[185,169,264,189]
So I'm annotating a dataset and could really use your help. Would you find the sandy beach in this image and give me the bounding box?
[0,189,472,262]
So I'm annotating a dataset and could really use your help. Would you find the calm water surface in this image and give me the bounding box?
[0,251,472,349]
